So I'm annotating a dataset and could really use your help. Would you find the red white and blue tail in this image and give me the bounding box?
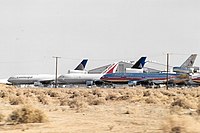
[101,62,118,74]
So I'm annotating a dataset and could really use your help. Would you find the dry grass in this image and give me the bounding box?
[161,115,200,133]
[87,95,106,105]
[0,113,5,122]
[171,97,197,109]
[0,86,200,108]
[7,105,48,124]
[59,96,69,106]
[1,85,200,132]
[9,95,26,105]
[68,97,87,112]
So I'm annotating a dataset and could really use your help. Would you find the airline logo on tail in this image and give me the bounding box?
[74,59,88,70]
[131,57,147,69]
[180,54,197,68]
[102,63,118,74]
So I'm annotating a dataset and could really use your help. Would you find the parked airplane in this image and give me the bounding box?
[7,59,88,86]
[173,54,199,74]
[100,54,198,87]
[58,56,147,86]
[100,72,179,86]
[58,62,119,86]
[8,74,55,86]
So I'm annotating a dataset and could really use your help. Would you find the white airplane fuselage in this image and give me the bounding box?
[58,73,103,84]
[8,74,55,85]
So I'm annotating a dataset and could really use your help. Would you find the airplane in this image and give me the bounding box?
[58,56,147,86]
[173,54,199,74]
[7,59,88,86]
[100,55,197,87]
[100,72,179,87]
[7,74,55,86]
[58,62,119,86]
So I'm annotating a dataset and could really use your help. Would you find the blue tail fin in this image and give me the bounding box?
[74,59,88,70]
[131,57,147,69]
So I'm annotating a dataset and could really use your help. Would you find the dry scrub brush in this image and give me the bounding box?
[171,97,197,109]
[0,113,5,122]
[87,95,106,105]
[37,94,50,105]
[68,97,87,112]
[0,90,9,98]
[9,95,27,105]
[161,115,200,133]
[7,105,48,124]
[59,96,69,106]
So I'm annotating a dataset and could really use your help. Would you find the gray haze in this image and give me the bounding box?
[0,0,200,78]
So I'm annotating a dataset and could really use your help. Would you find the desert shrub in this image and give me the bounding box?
[15,90,22,96]
[91,89,104,97]
[170,106,184,115]
[69,90,82,98]
[0,90,8,98]
[130,97,143,103]
[47,90,61,97]
[87,95,106,105]
[0,113,5,122]
[143,90,151,97]
[60,97,69,106]
[37,95,49,105]
[116,95,130,101]
[145,96,160,104]
[160,90,177,97]
[68,97,87,111]
[9,96,26,105]
[161,115,200,133]
[171,98,196,109]
[105,92,119,101]
[7,105,48,124]
[196,103,200,115]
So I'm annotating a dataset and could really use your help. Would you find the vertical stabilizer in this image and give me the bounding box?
[74,59,88,70]
[101,63,118,74]
[131,57,147,69]
[180,54,197,68]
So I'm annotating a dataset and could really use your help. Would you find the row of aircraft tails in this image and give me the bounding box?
[4,54,200,88]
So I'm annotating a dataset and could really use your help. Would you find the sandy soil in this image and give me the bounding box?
[0,84,200,133]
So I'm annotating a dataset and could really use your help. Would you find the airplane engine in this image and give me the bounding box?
[34,81,43,87]
[128,81,137,87]
[86,81,94,86]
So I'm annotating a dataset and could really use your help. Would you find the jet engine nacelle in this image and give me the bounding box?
[34,81,43,87]
[86,81,94,86]
[128,81,137,87]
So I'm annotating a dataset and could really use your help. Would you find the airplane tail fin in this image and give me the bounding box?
[101,62,118,74]
[74,59,88,70]
[131,57,147,69]
[180,54,197,68]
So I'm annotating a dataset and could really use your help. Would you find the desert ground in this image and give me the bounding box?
[0,85,200,133]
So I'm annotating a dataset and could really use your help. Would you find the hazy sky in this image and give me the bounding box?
[0,0,200,78]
